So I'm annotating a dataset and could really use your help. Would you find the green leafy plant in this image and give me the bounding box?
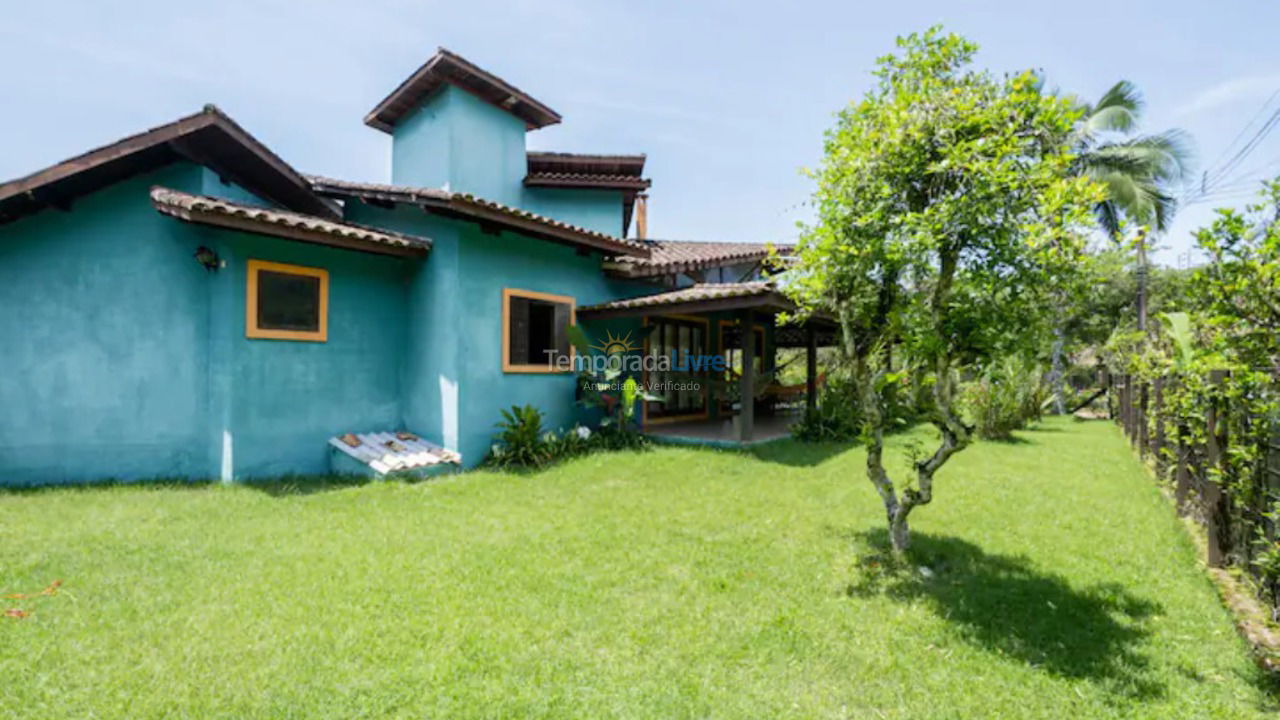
[958,357,1047,440]
[567,324,660,433]
[488,405,552,469]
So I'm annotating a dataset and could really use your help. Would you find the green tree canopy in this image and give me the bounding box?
[785,27,1103,552]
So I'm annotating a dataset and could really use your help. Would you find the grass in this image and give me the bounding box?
[1,417,1274,718]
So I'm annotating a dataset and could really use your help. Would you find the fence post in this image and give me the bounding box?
[1125,375,1136,443]
[1119,375,1129,437]
[1139,380,1150,457]
[1175,417,1191,514]
[1204,369,1229,568]
[1152,377,1165,473]
[1101,369,1112,419]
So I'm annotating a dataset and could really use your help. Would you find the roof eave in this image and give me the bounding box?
[522,175,652,191]
[151,188,429,258]
[308,179,650,259]
[578,292,795,320]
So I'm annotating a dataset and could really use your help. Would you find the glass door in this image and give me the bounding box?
[645,316,709,419]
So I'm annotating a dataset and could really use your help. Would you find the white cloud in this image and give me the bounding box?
[1174,74,1280,117]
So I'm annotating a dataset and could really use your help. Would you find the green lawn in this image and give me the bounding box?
[1,418,1274,718]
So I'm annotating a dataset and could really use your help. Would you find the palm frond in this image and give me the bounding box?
[1088,170,1178,232]
[1094,81,1144,118]
[1093,199,1122,241]
[1083,131,1194,184]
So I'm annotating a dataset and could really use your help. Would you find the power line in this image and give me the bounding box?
[1204,106,1280,189]
[1201,87,1280,184]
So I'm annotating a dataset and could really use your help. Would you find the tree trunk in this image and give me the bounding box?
[1049,323,1066,415]
[889,509,911,552]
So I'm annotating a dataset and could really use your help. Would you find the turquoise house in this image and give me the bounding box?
[0,49,830,485]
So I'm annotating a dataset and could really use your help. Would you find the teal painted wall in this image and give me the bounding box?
[454,227,648,462]
[391,85,526,206]
[206,233,412,478]
[390,85,630,236]
[199,169,271,207]
[0,164,211,484]
[344,200,654,467]
[0,163,421,485]
[522,187,624,237]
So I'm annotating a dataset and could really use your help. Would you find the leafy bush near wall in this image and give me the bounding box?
[486,404,649,470]
[489,405,553,468]
[957,357,1048,440]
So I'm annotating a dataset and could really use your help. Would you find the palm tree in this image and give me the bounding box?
[1072,80,1193,329]
[1049,81,1192,413]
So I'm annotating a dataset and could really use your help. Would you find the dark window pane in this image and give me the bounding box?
[526,300,555,364]
[508,297,530,365]
[507,294,571,367]
[257,270,320,332]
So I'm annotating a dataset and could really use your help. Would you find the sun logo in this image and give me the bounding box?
[589,330,640,356]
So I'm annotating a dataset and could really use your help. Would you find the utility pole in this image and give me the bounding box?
[1135,226,1149,333]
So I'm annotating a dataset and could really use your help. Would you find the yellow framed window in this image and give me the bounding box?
[502,288,575,373]
[246,259,329,342]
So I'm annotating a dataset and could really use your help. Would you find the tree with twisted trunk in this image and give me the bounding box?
[783,27,1102,553]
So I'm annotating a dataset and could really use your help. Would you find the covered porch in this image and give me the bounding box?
[578,282,838,446]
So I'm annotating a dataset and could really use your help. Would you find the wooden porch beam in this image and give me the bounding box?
[738,308,755,443]
[806,325,817,414]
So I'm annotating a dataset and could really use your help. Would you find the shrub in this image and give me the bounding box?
[791,368,927,443]
[792,374,863,442]
[487,407,649,470]
[489,405,552,469]
[591,422,650,451]
[958,357,1047,440]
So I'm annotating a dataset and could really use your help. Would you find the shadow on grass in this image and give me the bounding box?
[241,474,379,497]
[846,529,1166,701]
[0,477,217,495]
[982,434,1034,445]
[749,440,853,467]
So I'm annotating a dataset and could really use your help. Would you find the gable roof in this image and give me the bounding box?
[603,239,792,279]
[151,187,430,258]
[307,176,650,259]
[0,106,337,225]
[365,48,561,133]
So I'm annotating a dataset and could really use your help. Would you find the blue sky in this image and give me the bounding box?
[3,0,1278,265]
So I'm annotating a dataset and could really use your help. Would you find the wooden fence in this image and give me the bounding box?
[1112,372,1280,615]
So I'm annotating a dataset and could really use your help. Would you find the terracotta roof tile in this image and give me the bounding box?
[306,175,649,258]
[523,171,651,190]
[580,282,780,313]
[605,239,792,278]
[150,186,430,256]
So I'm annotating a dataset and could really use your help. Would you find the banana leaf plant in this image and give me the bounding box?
[567,324,661,431]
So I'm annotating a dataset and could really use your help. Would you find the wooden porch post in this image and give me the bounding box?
[738,309,755,443]
[805,325,817,414]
